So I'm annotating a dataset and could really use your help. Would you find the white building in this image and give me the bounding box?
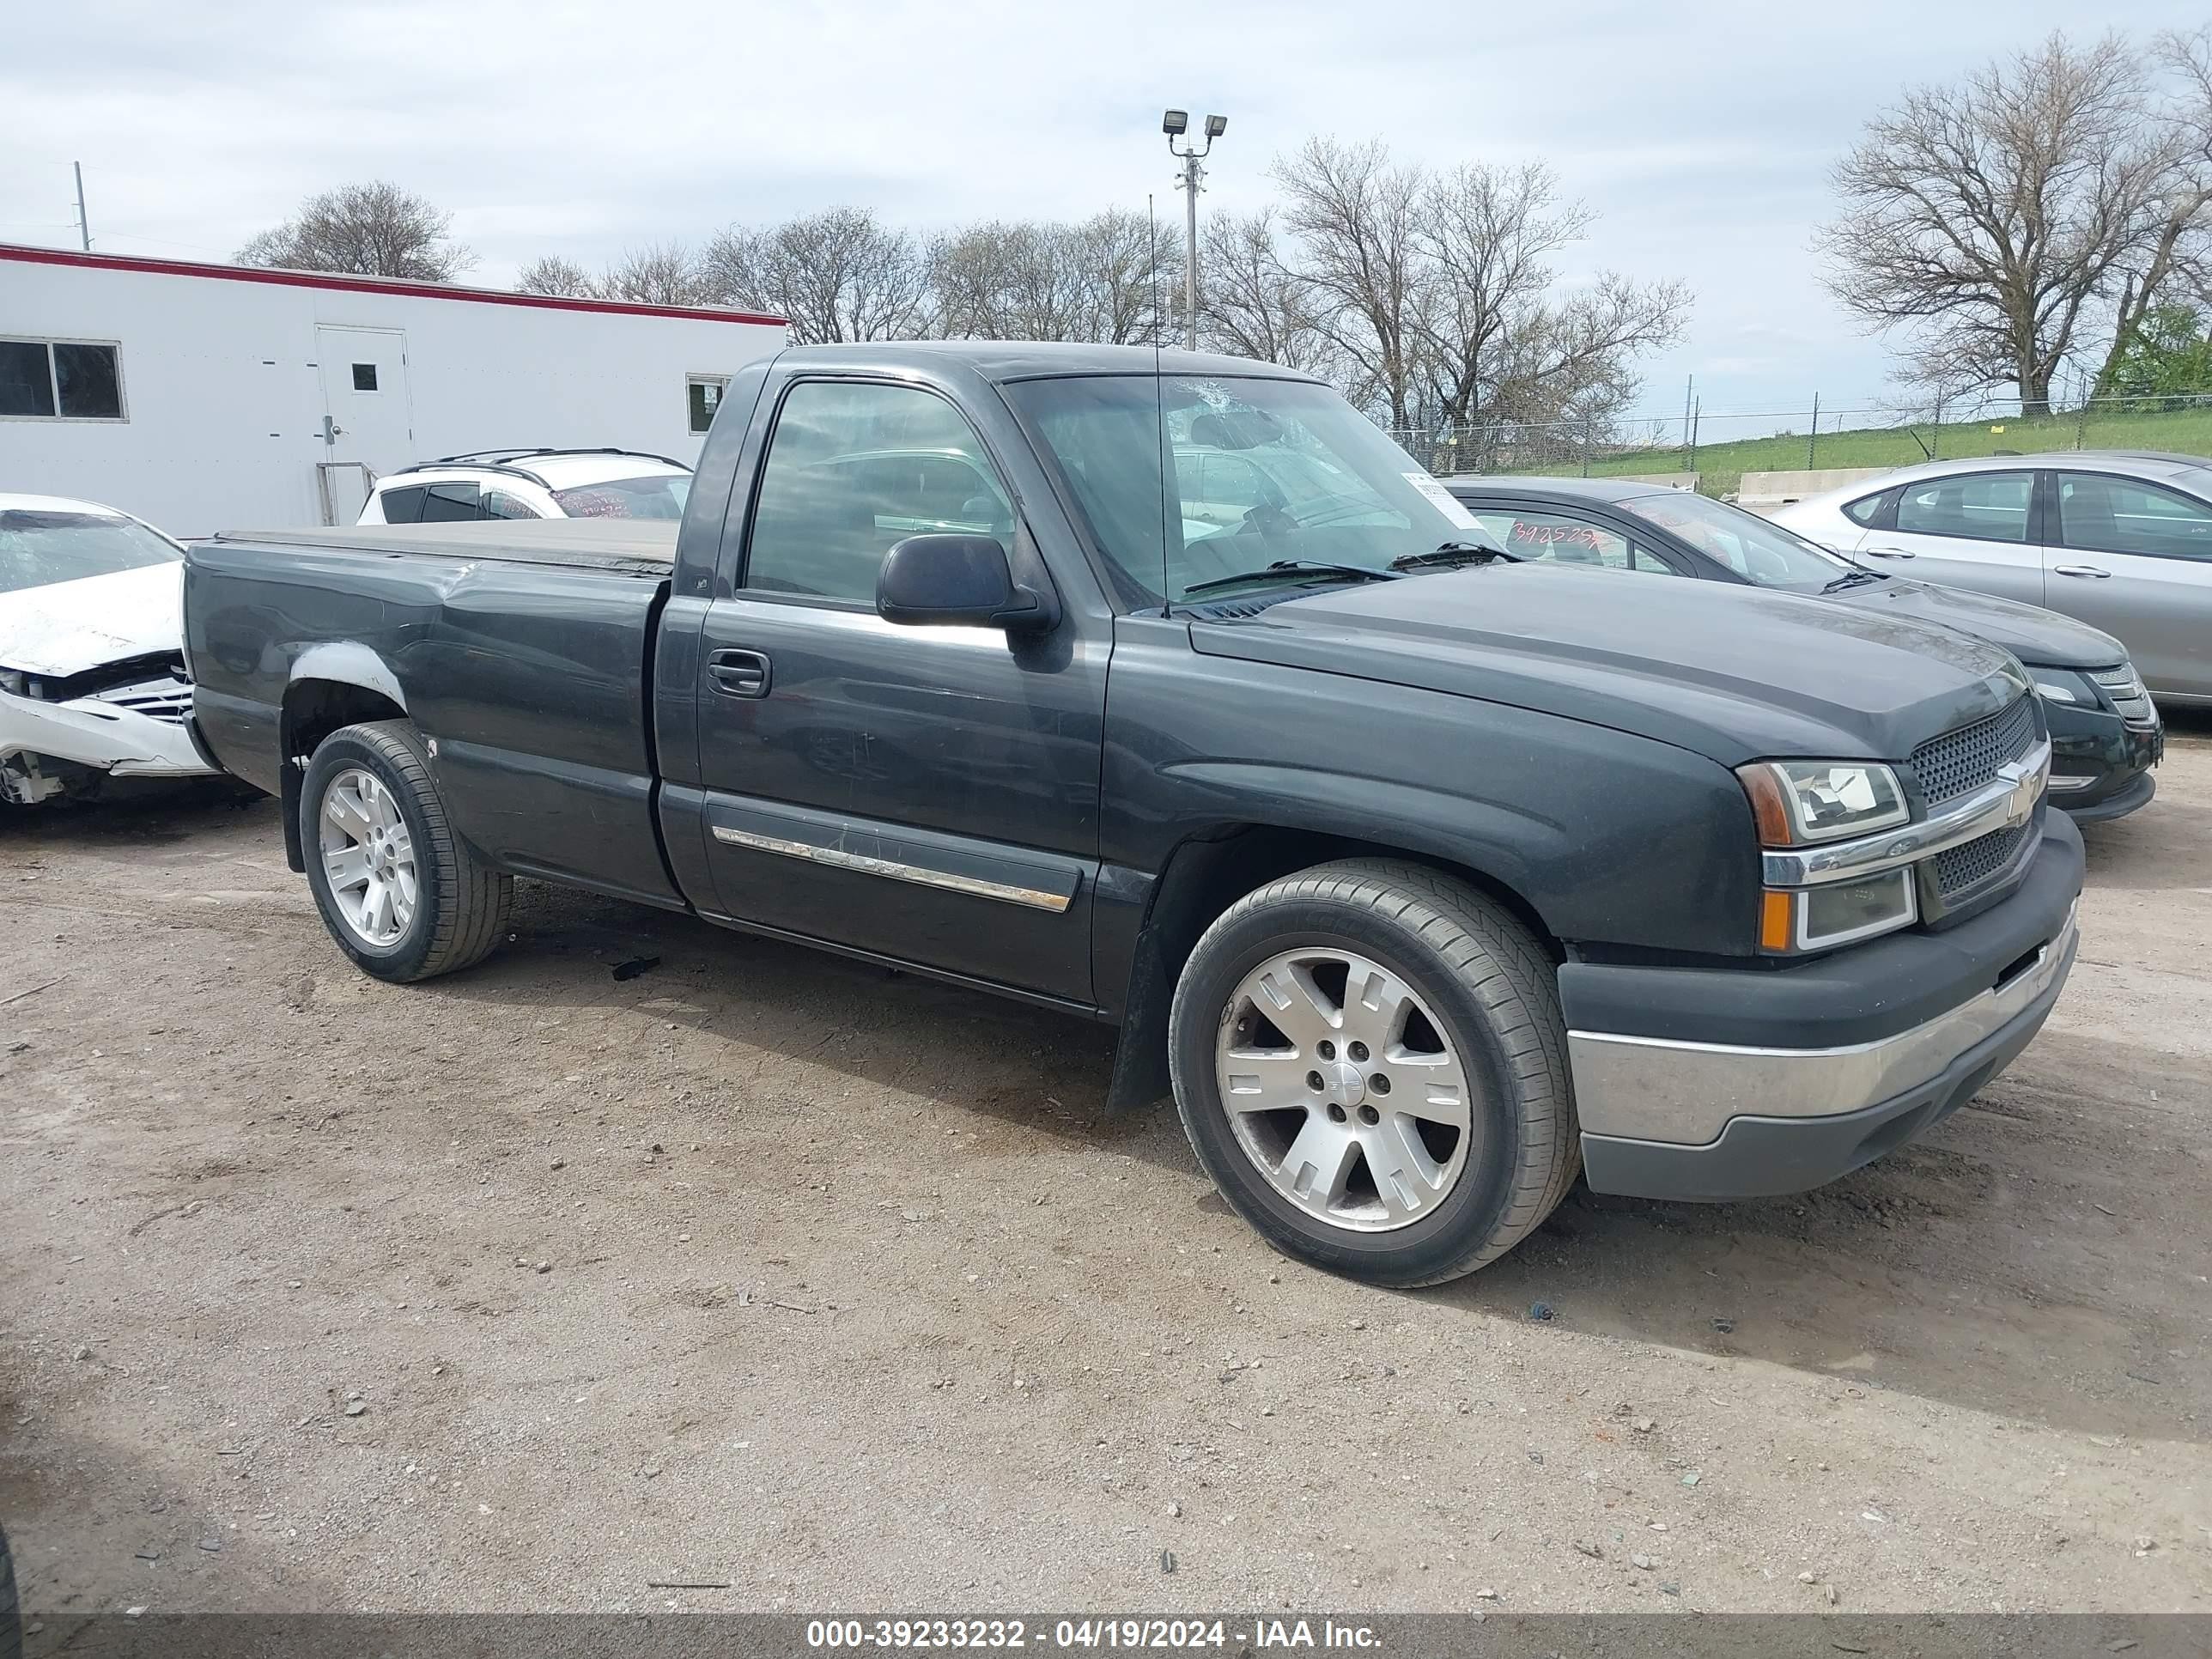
[0,243,787,536]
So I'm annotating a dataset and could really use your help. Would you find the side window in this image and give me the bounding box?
[378,485,429,525]
[1842,488,1895,528]
[1466,507,1674,574]
[742,380,1014,603]
[481,488,541,520]
[1894,472,2033,543]
[416,482,484,522]
[2057,474,2212,561]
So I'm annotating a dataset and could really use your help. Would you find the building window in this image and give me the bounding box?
[351,362,379,392]
[0,337,125,421]
[688,374,728,435]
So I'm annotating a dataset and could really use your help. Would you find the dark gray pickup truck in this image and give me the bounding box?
[183,343,2082,1286]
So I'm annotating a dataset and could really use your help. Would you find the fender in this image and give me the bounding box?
[289,642,407,714]
[276,644,411,872]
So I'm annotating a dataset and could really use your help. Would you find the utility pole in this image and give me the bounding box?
[1808,392,1820,469]
[73,161,91,251]
[1163,111,1225,352]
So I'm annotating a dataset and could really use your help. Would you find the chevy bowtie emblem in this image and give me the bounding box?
[1994,757,2045,829]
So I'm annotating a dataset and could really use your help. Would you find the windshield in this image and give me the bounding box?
[0,508,181,596]
[551,473,691,520]
[1009,374,1494,605]
[1616,490,1856,592]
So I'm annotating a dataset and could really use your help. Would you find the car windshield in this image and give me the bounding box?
[550,473,691,520]
[1009,374,1496,605]
[1616,490,1855,592]
[0,508,181,596]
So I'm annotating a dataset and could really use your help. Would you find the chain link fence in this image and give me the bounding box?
[1383,387,2212,494]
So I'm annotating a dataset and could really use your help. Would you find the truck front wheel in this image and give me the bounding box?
[300,720,513,982]
[1167,860,1578,1287]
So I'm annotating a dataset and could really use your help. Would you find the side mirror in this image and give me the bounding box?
[877,534,1054,631]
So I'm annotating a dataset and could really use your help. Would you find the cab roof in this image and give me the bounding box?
[776,341,1323,384]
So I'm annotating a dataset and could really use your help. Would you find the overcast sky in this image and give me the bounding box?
[5,1,2206,430]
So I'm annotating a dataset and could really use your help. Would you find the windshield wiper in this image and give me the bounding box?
[1389,540,1517,572]
[1820,567,1888,592]
[1182,559,1402,597]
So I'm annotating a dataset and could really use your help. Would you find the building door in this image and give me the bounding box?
[315,326,413,522]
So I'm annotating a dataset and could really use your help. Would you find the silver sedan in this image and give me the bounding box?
[1775,452,2212,705]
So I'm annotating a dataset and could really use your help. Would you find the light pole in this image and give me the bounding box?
[1163,110,1224,352]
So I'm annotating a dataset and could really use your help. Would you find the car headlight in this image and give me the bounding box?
[1738,759,1917,954]
[1736,760,1910,845]
[0,669,25,697]
[2027,667,2094,706]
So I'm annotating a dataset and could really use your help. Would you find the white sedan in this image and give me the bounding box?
[0,493,216,805]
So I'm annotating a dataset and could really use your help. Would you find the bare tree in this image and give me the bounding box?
[1417,161,1687,432]
[931,219,1090,340]
[2094,26,2212,392]
[1272,138,1429,429]
[1817,33,2179,414]
[702,208,931,342]
[1198,210,1329,371]
[924,214,1161,343]
[1066,209,1178,344]
[514,254,594,298]
[235,180,474,281]
[595,242,711,306]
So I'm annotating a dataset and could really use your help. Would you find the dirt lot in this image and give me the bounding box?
[3,720,2209,1620]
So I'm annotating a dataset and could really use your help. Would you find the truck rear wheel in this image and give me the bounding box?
[1168,859,1578,1287]
[300,720,512,983]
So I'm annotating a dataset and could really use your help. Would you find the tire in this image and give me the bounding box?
[1168,859,1577,1287]
[299,720,512,983]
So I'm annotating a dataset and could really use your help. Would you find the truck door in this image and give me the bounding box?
[684,374,1109,1005]
[315,325,413,523]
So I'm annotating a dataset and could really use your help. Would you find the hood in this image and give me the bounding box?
[1190,563,2029,767]
[0,560,186,678]
[1823,576,2125,670]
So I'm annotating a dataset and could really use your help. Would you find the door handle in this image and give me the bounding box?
[2052,563,2112,580]
[1865,546,1916,559]
[707,648,771,698]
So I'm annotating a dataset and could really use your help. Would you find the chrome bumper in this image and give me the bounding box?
[1569,900,2077,1147]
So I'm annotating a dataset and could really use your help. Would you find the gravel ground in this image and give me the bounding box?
[3,719,2209,1619]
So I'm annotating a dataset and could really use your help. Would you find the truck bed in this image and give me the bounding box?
[209,520,678,576]
[185,521,684,911]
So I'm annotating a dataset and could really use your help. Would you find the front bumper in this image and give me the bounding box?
[1,684,216,803]
[2045,699,2160,821]
[1565,813,2083,1201]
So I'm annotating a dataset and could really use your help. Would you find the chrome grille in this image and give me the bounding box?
[1932,818,2034,899]
[1911,696,2038,807]
[2089,662,2157,729]
[91,675,192,726]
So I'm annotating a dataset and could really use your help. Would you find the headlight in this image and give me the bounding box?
[1736,760,1909,845]
[1758,869,1917,953]
[1740,758,1917,954]
[2027,667,2094,706]
[0,669,25,697]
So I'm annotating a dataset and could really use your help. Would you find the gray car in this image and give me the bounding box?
[1775,452,2212,705]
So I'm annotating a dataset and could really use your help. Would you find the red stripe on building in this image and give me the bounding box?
[0,242,787,328]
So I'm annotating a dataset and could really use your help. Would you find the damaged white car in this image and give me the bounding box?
[0,494,216,805]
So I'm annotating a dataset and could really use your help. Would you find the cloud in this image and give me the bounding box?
[5,0,2205,416]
